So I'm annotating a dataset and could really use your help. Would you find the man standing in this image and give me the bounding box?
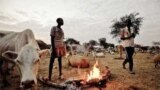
[120,19,135,74]
[48,18,66,80]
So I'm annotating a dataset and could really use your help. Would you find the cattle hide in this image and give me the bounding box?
[67,55,90,68]
[153,54,160,68]
[0,29,42,87]
[0,29,39,54]
[0,30,13,39]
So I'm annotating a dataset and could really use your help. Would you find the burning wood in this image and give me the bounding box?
[81,61,110,87]
[63,61,111,89]
[86,60,101,82]
[39,60,111,89]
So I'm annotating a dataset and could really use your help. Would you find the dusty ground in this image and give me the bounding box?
[0,52,160,90]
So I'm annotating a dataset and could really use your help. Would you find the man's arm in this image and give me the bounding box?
[51,36,57,57]
[120,29,125,40]
[121,28,135,40]
[51,36,55,49]
[50,27,57,56]
[121,33,135,40]
[50,27,56,49]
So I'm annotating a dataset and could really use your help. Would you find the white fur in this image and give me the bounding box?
[0,29,47,86]
[94,52,105,57]
[16,44,40,84]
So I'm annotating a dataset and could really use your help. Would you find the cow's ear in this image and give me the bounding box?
[2,51,18,62]
[38,49,49,60]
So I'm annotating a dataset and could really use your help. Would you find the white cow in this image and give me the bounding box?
[92,51,105,58]
[0,29,48,88]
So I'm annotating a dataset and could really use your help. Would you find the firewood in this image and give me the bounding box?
[38,77,66,89]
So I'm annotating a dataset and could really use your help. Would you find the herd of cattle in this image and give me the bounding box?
[65,43,160,57]
[0,29,160,88]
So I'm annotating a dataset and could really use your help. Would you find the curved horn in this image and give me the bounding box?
[2,51,18,64]
[2,51,23,79]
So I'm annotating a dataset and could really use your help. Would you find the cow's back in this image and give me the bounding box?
[0,29,39,54]
[0,31,14,39]
[0,32,18,54]
[14,29,39,52]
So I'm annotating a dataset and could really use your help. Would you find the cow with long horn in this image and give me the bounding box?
[0,29,49,88]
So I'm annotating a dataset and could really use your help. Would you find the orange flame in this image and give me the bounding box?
[87,60,101,81]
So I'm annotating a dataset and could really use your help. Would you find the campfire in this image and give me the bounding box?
[86,60,102,82]
[65,60,111,89]
[39,60,111,90]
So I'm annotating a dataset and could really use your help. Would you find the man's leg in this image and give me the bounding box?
[128,47,134,72]
[123,59,128,69]
[58,57,62,77]
[123,47,129,69]
[48,54,55,80]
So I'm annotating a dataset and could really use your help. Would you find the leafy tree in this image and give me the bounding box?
[89,40,97,46]
[99,38,106,46]
[110,12,143,40]
[107,43,115,48]
[65,38,80,44]
[99,38,108,48]
[153,41,160,46]
[98,38,115,49]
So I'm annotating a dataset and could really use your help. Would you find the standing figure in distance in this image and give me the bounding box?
[120,19,135,74]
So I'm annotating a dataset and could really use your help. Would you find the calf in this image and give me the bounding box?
[65,53,90,68]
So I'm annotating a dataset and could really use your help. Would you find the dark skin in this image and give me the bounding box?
[51,18,64,54]
[48,18,64,80]
[121,22,135,72]
[51,19,64,56]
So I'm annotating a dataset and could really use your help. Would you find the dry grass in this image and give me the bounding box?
[1,52,160,90]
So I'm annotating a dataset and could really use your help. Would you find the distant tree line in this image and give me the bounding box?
[65,38,80,45]
[64,37,115,49]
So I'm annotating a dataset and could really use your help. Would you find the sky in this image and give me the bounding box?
[0,0,160,45]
